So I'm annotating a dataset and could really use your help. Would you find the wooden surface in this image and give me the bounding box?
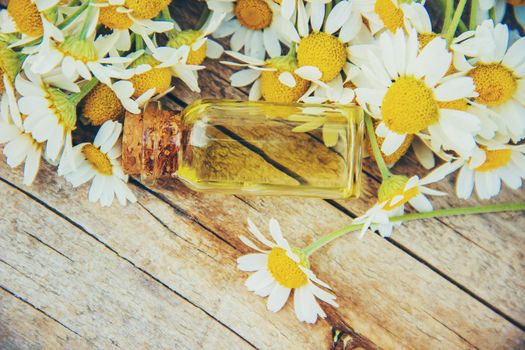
[1,1,525,349]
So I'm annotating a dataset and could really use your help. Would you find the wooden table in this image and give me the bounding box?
[1,2,525,349]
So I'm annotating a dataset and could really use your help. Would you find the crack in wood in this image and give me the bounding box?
[20,229,74,262]
[0,177,257,348]
[130,178,237,250]
[385,238,525,332]
[423,310,480,349]
[0,285,87,342]
[136,201,221,262]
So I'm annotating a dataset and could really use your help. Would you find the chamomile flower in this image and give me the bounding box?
[353,173,447,237]
[151,45,206,93]
[238,218,338,324]
[95,0,174,52]
[0,76,42,185]
[436,144,525,200]
[166,11,226,65]
[0,41,20,101]
[30,30,135,85]
[357,0,407,34]
[321,0,368,43]
[4,0,53,37]
[211,0,299,59]
[80,82,125,125]
[452,20,525,142]
[222,50,310,102]
[16,68,76,166]
[355,29,480,159]
[62,120,136,206]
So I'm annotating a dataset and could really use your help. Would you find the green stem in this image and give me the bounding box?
[469,0,479,30]
[303,202,525,256]
[442,0,454,34]
[438,0,467,34]
[135,35,144,51]
[79,1,95,39]
[490,7,497,23]
[161,7,173,21]
[365,113,391,180]
[195,7,211,30]
[445,0,468,44]
[70,78,98,105]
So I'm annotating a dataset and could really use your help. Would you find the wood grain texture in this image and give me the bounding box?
[0,1,524,349]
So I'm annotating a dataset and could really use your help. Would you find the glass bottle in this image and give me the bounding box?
[122,100,364,199]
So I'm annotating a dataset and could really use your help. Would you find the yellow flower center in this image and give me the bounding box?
[378,175,419,210]
[374,0,405,33]
[129,55,172,98]
[437,98,469,111]
[125,0,171,20]
[99,5,133,29]
[297,32,347,82]
[82,144,113,176]
[81,84,124,126]
[474,149,512,172]
[418,33,439,50]
[260,56,310,103]
[8,0,44,37]
[267,247,309,289]
[468,63,517,107]
[235,0,273,30]
[382,76,439,134]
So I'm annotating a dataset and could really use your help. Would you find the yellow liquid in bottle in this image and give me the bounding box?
[176,100,364,199]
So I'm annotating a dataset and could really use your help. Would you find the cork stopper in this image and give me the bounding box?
[122,103,182,183]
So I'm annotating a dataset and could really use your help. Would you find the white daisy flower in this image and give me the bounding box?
[355,29,481,158]
[435,144,525,200]
[211,0,299,60]
[452,20,525,143]
[238,218,338,324]
[166,10,226,65]
[222,50,311,102]
[62,120,136,207]
[15,68,77,167]
[0,76,42,186]
[356,0,408,35]
[30,30,135,85]
[322,0,368,43]
[152,45,206,93]
[94,0,174,52]
[353,172,447,237]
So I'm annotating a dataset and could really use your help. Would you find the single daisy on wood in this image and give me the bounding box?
[238,218,338,324]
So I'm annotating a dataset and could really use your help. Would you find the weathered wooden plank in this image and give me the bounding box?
[0,180,254,350]
[0,288,89,350]
[1,158,523,348]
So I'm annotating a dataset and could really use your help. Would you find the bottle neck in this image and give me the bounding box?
[122,103,182,183]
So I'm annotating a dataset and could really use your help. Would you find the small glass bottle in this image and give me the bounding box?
[122,100,364,199]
